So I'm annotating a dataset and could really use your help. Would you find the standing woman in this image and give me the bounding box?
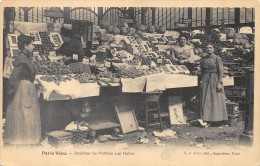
[200,44,228,126]
[4,34,41,145]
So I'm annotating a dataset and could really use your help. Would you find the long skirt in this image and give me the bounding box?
[200,73,228,122]
[4,80,41,144]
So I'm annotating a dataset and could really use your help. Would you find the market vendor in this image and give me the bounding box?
[56,27,84,65]
[170,35,196,70]
[4,34,41,145]
[200,44,228,127]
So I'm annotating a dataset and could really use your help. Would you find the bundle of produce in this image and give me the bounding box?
[119,22,128,29]
[135,24,147,32]
[35,60,73,75]
[147,25,156,33]
[140,56,152,66]
[131,33,139,39]
[153,25,159,32]
[117,66,163,78]
[126,27,136,36]
[106,25,115,34]
[157,26,166,34]
[72,73,97,83]
[220,27,235,39]
[142,66,163,75]
[112,50,134,61]
[40,74,72,85]
[220,41,234,48]
[218,50,253,76]
[210,30,221,41]
[69,62,91,74]
[96,71,120,83]
[120,27,128,35]
[116,66,144,78]
[99,20,109,29]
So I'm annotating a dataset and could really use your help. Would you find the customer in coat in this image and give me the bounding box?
[4,34,41,145]
[200,44,228,126]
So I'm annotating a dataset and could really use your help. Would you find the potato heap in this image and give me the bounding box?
[96,71,120,83]
[140,56,152,66]
[117,66,162,78]
[35,59,92,75]
[40,73,97,85]
[68,62,91,74]
[117,67,144,78]
[142,66,163,75]
[72,73,97,84]
[35,60,73,75]
[40,75,72,85]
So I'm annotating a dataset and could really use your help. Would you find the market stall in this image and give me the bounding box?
[4,19,254,139]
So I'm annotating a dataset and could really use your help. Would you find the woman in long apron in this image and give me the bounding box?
[200,44,228,126]
[4,34,41,145]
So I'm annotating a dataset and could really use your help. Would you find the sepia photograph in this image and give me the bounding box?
[0,0,259,165]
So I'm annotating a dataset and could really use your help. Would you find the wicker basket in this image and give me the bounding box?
[47,131,73,147]
[70,130,90,144]
[226,101,239,115]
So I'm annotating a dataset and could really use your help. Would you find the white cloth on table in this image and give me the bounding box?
[165,74,198,89]
[36,75,100,101]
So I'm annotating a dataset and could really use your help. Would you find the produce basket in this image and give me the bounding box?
[70,130,90,144]
[226,101,239,115]
[47,130,73,147]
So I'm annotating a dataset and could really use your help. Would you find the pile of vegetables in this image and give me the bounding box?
[96,71,120,83]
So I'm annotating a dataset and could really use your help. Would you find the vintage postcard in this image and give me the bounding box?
[0,0,260,165]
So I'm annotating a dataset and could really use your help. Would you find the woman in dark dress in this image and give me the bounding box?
[4,34,41,145]
[200,44,228,126]
[56,27,84,65]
